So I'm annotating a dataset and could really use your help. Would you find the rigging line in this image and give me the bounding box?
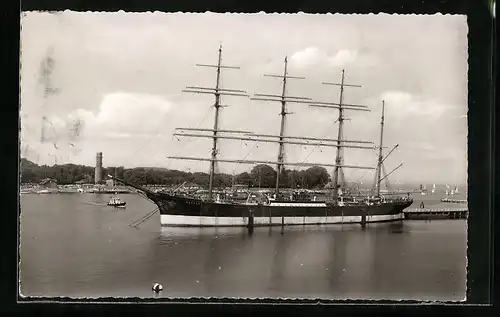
[127,112,171,161]
[131,208,158,227]
[295,120,338,167]
[130,101,213,165]
[231,141,259,175]
[129,207,159,227]
[129,199,158,219]
[226,108,281,176]
[164,104,214,170]
[356,151,379,184]
[343,150,374,187]
[129,209,152,226]
[381,163,392,190]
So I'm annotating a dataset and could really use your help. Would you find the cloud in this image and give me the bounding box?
[289,47,323,68]
[56,92,173,140]
[289,47,358,69]
[379,91,450,120]
[19,12,467,183]
[327,49,358,67]
[21,92,175,165]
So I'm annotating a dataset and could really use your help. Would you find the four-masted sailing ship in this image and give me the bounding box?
[111,46,413,227]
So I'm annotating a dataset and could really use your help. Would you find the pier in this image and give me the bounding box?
[403,207,468,220]
[440,198,468,204]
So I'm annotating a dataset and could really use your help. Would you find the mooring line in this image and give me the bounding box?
[130,206,157,224]
[129,207,159,228]
[129,208,157,227]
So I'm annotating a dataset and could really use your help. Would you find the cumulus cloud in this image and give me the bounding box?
[289,47,324,68]
[328,49,358,67]
[50,92,173,140]
[379,91,450,120]
[289,47,358,69]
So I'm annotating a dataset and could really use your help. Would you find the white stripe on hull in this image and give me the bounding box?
[160,213,404,227]
[269,202,327,207]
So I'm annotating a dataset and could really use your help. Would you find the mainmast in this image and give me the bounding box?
[250,57,312,198]
[276,58,288,198]
[180,45,248,201]
[311,69,366,201]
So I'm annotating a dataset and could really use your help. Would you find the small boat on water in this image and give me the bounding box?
[108,196,126,208]
[36,189,58,194]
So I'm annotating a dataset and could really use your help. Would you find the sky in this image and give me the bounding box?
[19,11,468,185]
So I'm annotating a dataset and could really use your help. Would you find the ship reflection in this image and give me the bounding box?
[149,221,431,299]
[159,226,248,239]
[387,220,405,234]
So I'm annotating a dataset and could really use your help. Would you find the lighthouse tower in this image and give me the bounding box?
[95,152,103,184]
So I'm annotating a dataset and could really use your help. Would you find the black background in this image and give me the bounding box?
[1,0,496,316]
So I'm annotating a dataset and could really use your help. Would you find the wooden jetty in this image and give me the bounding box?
[440,198,468,204]
[403,207,468,220]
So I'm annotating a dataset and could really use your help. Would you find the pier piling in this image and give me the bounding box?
[247,210,254,234]
[360,208,367,228]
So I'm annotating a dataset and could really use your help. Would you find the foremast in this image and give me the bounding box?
[177,45,249,200]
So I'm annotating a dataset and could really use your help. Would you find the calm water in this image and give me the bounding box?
[19,193,467,301]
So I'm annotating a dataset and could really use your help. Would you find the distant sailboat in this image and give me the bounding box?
[431,184,436,194]
[420,184,427,195]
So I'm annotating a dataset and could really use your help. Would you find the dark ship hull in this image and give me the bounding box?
[144,191,413,227]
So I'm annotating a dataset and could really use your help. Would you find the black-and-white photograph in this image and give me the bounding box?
[19,11,468,301]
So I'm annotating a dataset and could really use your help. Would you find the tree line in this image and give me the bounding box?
[20,158,333,189]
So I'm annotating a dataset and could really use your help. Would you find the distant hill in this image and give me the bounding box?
[19,157,461,189]
[18,158,331,189]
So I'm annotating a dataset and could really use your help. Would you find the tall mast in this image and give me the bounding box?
[375,100,385,197]
[334,70,346,197]
[210,46,223,200]
[317,69,363,201]
[276,57,289,197]
[250,57,312,198]
[372,101,403,196]
[180,45,248,201]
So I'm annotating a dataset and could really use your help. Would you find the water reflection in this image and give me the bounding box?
[268,228,291,295]
[20,194,467,300]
